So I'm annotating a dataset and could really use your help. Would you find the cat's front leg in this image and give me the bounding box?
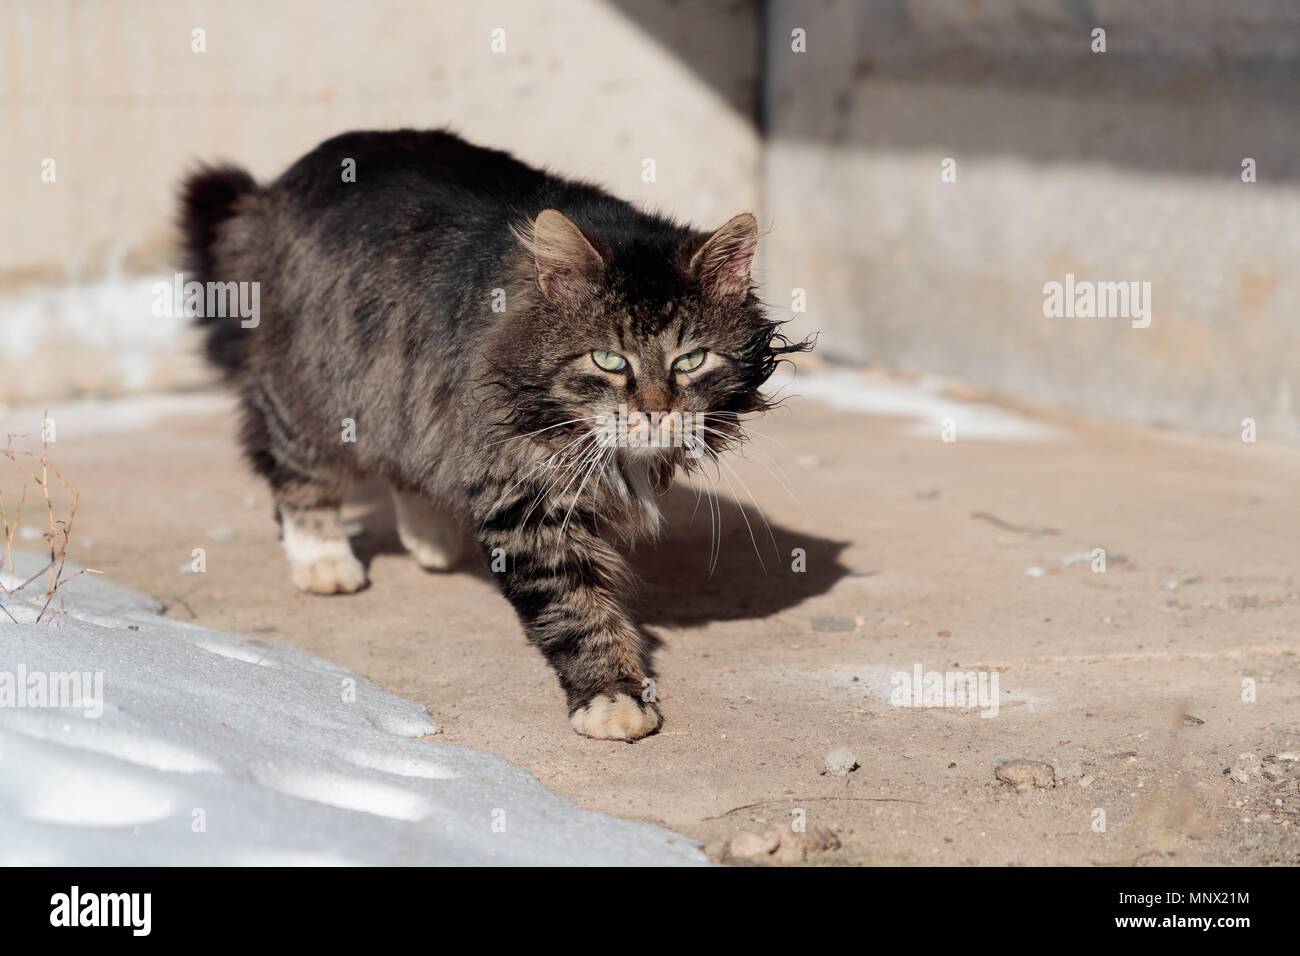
[280,503,368,595]
[474,496,661,741]
[392,486,464,571]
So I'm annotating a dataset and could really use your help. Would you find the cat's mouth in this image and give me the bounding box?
[578,407,709,497]
[614,444,681,496]
[616,443,680,463]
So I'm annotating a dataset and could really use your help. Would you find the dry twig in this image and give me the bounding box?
[0,411,101,623]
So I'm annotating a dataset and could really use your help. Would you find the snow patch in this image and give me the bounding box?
[0,554,707,866]
[0,393,234,438]
[775,369,1062,441]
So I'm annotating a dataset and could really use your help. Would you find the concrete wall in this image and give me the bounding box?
[0,0,760,399]
[2,0,760,280]
[764,0,1300,439]
[5,0,1299,441]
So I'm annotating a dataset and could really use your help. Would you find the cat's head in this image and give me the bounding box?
[495,208,811,483]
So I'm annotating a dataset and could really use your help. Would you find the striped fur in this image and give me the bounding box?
[179,129,811,740]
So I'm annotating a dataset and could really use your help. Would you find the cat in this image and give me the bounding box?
[179,129,810,741]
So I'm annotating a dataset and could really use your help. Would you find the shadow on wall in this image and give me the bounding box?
[605,0,762,127]
[614,0,1300,180]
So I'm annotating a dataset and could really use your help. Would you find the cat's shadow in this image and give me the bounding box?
[349,479,851,627]
[627,487,851,626]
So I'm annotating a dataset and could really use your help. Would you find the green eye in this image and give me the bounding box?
[672,349,706,373]
[592,349,628,372]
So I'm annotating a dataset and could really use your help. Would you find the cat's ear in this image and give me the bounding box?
[523,209,605,299]
[689,212,758,303]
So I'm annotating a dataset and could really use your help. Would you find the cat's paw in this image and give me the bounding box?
[290,555,368,595]
[569,693,662,742]
[405,541,457,572]
[392,488,462,572]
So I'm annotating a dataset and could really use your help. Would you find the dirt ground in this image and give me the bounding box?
[9,374,1298,866]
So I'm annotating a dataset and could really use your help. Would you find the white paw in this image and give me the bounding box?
[280,505,367,595]
[569,693,662,742]
[291,554,368,595]
[406,540,456,572]
[392,488,462,571]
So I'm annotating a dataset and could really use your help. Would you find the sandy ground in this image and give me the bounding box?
[7,375,1298,866]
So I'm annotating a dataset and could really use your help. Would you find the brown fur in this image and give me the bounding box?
[179,129,811,739]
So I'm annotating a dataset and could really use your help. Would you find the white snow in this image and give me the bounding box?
[0,393,235,438]
[0,274,188,392]
[0,555,707,866]
[772,368,1063,441]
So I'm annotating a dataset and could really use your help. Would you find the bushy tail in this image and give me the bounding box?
[178,165,259,373]
[179,164,257,288]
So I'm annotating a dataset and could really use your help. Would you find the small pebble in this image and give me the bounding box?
[824,748,859,776]
[727,829,780,860]
[811,616,857,633]
[1231,752,1262,785]
[995,759,1056,793]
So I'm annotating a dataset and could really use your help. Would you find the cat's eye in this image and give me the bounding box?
[591,349,628,372]
[672,349,706,373]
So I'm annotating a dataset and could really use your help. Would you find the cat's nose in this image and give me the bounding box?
[637,388,671,415]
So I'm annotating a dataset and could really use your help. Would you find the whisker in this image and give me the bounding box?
[684,435,723,576]
[520,431,605,529]
[480,415,605,449]
[485,428,597,529]
[707,443,781,565]
[559,444,610,540]
[694,423,807,518]
[692,438,770,572]
[702,412,800,456]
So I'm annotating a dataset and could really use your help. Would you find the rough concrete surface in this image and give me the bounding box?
[2,372,1296,865]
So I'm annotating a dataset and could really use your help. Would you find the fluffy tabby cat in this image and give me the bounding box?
[180,129,809,741]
